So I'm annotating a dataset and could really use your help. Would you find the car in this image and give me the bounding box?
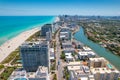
[58,60,60,65]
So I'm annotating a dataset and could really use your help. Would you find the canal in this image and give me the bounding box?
[74,27,120,70]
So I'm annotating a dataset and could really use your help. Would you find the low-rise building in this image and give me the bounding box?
[67,61,82,66]
[83,46,92,51]
[89,57,120,80]
[78,51,88,60]
[59,27,71,41]
[50,48,55,61]
[67,65,91,80]
[9,66,49,80]
[67,23,78,31]
[28,66,49,80]
[87,51,96,58]
[78,51,96,60]
[8,69,28,80]
[88,75,95,80]
[65,53,74,62]
[60,32,70,41]
[89,57,107,68]
[63,48,75,53]
[72,40,84,49]
[62,41,72,49]
[91,67,119,80]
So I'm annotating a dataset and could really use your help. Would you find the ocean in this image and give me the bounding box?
[0,16,55,45]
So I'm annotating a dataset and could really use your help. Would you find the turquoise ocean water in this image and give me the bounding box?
[0,16,55,45]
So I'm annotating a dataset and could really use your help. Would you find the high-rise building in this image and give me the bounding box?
[41,24,52,36]
[52,22,60,33]
[20,41,50,72]
[46,30,52,41]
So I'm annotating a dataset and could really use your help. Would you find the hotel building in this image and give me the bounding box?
[20,41,50,72]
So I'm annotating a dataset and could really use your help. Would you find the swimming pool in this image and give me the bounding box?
[107,64,113,69]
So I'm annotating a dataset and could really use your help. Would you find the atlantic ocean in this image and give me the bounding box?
[0,16,55,45]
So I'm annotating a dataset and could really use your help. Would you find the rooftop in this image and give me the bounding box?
[83,46,92,51]
[80,77,88,80]
[68,65,90,80]
[9,66,48,80]
[87,51,96,55]
[50,48,54,52]
[62,41,72,45]
[91,67,119,74]
[67,61,82,66]
[60,27,70,32]
[8,69,27,80]
[21,41,48,48]
[27,66,48,78]
[65,53,73,59]
[78,51,88,56]
[60,35,66,38]
[89,57,106,62]
[78,51,96,56]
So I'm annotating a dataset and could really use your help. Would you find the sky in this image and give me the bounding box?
[0,0,120,16]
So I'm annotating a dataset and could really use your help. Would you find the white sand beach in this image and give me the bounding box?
[0,28,40,63]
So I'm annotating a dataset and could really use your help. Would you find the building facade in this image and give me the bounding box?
[20,41,50,72]
[41,24,52,36]
[46,30,52,41]
[9,66,49,80]
[59,27,72,41]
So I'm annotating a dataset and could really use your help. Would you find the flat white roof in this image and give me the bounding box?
[83,46,92,51]
[91,68,111,74]
[60,32,68,34]
[65,53,72,55]
[67,65,83,71]
[91,67,120,74]
[50,48,54,52]
[79,51,96,56]
[60,35,66,38]
[80,77,88,80]
[87,51,96,55]
[89,75,94,78]
[65,53,73,59]
[63,48,74,51]
[50,56,55,60]
[62,41,72,45]
[78,51,88,56]
[67,61,82,66]
[89,57,106,62]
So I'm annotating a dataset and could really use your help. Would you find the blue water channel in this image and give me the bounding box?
[74,27,120,70]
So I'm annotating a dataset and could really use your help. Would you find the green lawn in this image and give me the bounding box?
[0,67,16,80]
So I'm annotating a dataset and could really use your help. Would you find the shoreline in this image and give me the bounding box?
[0,16,55,46]
[0,16,56,63]
[0,27,40,63]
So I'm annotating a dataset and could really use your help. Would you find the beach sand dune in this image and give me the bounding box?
[0,28,40,63]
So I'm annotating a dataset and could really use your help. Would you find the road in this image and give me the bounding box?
[55,29,64,80]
